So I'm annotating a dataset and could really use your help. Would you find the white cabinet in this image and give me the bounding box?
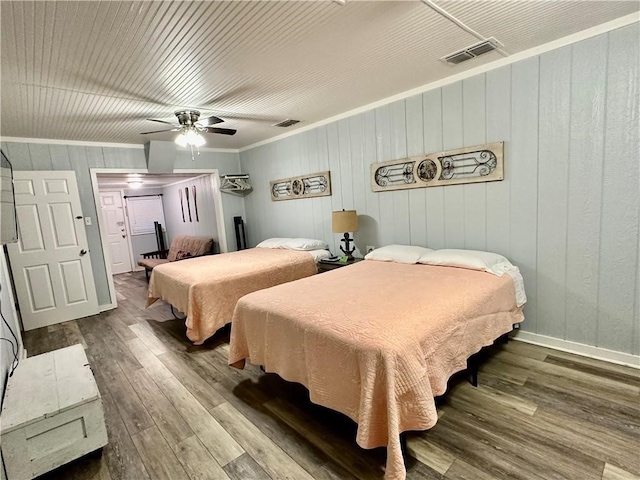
[1,344,108,479]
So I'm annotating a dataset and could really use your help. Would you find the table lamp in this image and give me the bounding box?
[332,209,359,260]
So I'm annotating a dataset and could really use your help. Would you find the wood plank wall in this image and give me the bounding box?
[240,24,640,355]
[1,143,243,306]
[161,175,220,248]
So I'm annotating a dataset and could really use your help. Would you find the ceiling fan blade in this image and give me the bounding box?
[71,72,170,106]
[209,112,281,123]
[203,127,237,136]
[146,118,178,126]
[140,128,179,135]
[20,83,168,106]
[198,85,255,108]
[196,115,224,127]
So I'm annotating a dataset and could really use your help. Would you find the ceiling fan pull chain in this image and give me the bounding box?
[188,144,202,161]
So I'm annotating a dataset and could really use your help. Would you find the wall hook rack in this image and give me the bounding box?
[220,174,253,196]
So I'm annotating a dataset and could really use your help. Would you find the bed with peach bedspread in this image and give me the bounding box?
[229,260,524,480]
[147,248,318,344]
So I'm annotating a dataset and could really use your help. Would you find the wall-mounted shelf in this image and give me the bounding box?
[220,174,252,196]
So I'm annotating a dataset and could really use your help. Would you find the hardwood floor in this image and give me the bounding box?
[23,271,640,480]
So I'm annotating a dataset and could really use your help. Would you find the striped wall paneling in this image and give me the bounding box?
[240,24,639,356]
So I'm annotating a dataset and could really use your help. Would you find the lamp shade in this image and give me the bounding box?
[332,210,358,233]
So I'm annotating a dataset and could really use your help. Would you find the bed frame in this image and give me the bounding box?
[466,331,510,387]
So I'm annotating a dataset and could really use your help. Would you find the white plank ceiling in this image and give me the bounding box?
[1,1,638,149]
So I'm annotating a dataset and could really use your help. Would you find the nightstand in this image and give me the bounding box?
[317,257,364,273]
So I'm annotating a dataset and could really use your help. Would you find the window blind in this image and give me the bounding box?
[126,196,165,235]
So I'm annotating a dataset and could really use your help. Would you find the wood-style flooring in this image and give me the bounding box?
[22,271,640,480]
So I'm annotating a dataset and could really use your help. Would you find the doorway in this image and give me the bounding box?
[92,169,227,309]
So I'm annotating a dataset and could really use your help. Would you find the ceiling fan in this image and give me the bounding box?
[141,110,237,146]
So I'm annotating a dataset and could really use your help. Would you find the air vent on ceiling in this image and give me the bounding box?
[445,51,475,65]
[273,119,301,128]
[442,37,502,65]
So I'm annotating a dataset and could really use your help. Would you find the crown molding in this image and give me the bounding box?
[0,136,144,149]
[239,12,639,153]
[0,136,240,154]
[178,146,239,154]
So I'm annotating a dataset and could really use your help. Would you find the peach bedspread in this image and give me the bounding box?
[147,248,317,344]
[229,260,524,479]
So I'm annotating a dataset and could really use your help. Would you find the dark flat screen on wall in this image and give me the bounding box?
[0,150,18,244]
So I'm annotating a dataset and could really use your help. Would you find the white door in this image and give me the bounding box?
[99,191,133,274]
[7,171,99,330]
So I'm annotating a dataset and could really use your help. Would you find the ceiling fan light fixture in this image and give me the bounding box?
[144,110,234,141]
[187,129,206,147]
[175,132,188,147]
[175,128,206,147]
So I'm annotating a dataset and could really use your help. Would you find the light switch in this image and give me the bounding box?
[84,217,92,226]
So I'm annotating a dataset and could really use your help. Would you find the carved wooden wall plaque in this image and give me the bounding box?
[371,142,503,192]
[270,171,332,201]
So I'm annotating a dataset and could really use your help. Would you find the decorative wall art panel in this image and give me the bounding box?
[371,142,504,192]
[270,171,332,201]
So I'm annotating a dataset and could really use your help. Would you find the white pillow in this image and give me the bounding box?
[255,238,290,248]
[418,249,511,275]
[307,249,332,262]
[281,238,329,251]
[364,244,434,264]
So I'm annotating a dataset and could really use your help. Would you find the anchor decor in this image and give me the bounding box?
[270,171,332,201]
[371,142,504,192]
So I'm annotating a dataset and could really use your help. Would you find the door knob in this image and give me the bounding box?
[80,249,87,256]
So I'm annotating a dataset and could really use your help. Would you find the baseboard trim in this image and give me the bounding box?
[512,331,640,369]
